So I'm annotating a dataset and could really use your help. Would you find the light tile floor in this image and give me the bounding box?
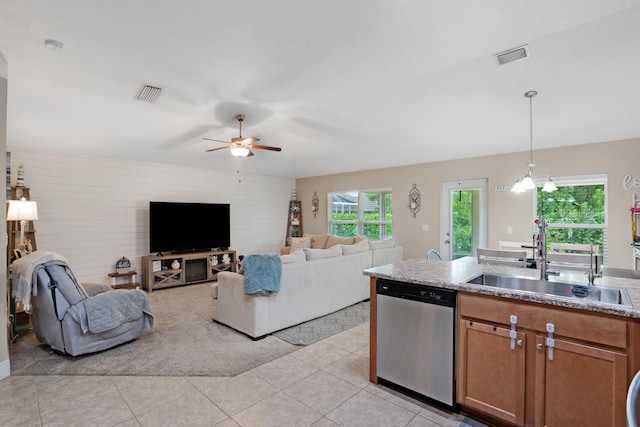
[0,321,487,427]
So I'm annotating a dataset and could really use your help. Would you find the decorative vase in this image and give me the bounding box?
[171,260,180,270]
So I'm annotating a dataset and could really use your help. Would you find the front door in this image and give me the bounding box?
[441,179,487,260]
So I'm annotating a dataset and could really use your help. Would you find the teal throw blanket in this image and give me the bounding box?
[242,254,282,295]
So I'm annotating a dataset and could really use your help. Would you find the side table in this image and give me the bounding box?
[108,271,141,290]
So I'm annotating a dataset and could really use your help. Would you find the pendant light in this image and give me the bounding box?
[511,90,557,193]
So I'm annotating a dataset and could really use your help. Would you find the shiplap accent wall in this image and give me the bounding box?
[8,148,294,284]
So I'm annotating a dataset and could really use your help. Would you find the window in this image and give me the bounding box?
[328,191,393,239]
[535,175,607,261]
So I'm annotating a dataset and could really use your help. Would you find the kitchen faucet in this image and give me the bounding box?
[587,243,602,285]
[537,215,560,281]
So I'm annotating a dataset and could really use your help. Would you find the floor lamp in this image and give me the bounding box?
[7,198,38,253]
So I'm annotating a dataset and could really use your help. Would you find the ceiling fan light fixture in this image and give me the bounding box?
[203,114,281,156]
[230,146,250,157]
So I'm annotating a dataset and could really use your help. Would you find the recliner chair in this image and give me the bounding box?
[12,251,154,356]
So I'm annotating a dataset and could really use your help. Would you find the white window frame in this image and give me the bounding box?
[328,190,393,239]
[533,174,608,263]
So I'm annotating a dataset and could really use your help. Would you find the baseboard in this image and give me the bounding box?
[0,357,10,380]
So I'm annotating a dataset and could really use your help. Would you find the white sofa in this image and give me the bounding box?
[211,238,402,338]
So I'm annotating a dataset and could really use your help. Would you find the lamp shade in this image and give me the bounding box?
[521,175,535,190]
[7,200,38,221]
[542,179,558,193]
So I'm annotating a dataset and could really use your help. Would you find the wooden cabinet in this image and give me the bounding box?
[458,320,526,425]
[285,200,302,244]
[141,250,236,292]
[458,292,629,427]
[534,335,627,427]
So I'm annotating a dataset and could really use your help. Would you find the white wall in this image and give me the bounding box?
[8,148,294,284]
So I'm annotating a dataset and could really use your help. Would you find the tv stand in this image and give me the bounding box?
[141,250,236,292]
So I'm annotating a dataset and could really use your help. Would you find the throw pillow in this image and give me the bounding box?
[326,235,355,248]
[369,237,397,249]
[289,237,311,251]
[341,238,370,254]
[280,251,306,264]
[303,245,343,260]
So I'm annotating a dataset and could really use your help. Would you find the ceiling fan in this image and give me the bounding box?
[202,114,282,157]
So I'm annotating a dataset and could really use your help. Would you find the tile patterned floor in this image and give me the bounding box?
[0,321,487,426]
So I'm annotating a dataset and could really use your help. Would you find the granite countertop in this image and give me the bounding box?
[364,257,640,318]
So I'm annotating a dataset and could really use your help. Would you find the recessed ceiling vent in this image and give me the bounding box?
[495,44,529,65]
[135,84,162,103]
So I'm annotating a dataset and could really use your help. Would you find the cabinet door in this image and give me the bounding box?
[458,320,526,426]
[534,335,627,427]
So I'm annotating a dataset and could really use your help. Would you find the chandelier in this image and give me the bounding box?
[511,90,557,193]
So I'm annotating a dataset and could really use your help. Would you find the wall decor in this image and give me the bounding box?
[115,256,132,273]
[409,183,421,218]
[16,164,25,188]
[311,191,320,217]
[623,175,640,190]
[494,184,514,194]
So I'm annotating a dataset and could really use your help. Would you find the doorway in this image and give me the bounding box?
[441,180,487,260]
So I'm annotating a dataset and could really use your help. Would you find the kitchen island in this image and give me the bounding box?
[364,257,640,427]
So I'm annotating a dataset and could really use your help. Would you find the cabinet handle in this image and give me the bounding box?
[517,339,523,347]
[509,315,518,350]
[537,343,543,350]
[546,323,555,361]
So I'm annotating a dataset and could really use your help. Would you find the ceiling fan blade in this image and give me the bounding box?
[205,146,231,152]
[249,144,282,152]
[247,150,255,157]
[202,138,233,144]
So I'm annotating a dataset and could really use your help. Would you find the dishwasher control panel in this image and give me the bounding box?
[376,279,456,308]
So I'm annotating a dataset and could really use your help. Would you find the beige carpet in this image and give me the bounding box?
[9,283,298,377]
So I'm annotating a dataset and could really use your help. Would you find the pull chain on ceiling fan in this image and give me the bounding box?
[203,114,282,157]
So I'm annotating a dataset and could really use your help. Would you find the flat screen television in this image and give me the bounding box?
[149,201,230,254]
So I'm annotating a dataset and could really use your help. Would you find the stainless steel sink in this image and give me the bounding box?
[466,273,633,307]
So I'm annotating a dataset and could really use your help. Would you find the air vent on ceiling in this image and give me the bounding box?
[135,84,162,103]
[495,45,529,65]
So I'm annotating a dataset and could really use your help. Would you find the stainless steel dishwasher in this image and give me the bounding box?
[376,278,457,410]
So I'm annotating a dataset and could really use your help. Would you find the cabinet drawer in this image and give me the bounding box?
[459,292,627,349]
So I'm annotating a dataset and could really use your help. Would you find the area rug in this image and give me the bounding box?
[273,301,370,345]
[9,283,299,377]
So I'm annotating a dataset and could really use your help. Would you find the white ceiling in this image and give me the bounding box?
[1,1,639,178]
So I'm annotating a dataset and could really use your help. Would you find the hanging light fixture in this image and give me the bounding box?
[511,90,557,193]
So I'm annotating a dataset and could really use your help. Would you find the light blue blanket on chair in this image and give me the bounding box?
[242,254,282,295]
